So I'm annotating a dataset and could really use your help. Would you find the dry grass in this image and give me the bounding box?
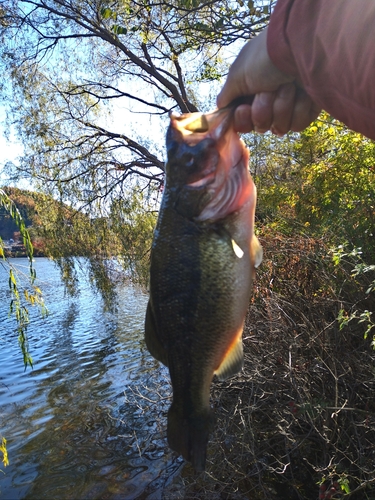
[176,233,375,499]
[125,232,375,499]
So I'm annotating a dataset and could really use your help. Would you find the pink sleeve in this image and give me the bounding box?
[267,0,375,139]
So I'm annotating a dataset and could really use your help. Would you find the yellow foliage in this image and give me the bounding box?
[0,437,9,467]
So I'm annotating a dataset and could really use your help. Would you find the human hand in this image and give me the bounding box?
[217,28,321,136]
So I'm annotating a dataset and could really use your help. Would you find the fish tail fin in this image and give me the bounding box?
[167,403,214,472]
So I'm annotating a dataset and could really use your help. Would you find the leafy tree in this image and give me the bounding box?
[293,117,375,258]
[1,0,374,300]
[249,114,375,260]
[0,0,270,200]
[0,0,271,289]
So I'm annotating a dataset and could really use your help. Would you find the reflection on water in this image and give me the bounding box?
[0,259,182,499]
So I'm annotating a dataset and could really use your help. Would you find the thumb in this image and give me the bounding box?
[217,45,255,108]
[217,29,293,109]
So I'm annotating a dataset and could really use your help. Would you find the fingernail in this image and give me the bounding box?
[271,126,284,137]
[254,126,267,134]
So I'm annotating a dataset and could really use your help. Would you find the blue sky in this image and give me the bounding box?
[0,106,23,180]
[0,129,23,165]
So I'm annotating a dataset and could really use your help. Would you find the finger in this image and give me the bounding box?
[270,83,296,136]
[233,104,254,133]
[252,92,276,133]
[291,88,321,131]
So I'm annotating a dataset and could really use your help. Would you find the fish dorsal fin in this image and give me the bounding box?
[250,235,263,268]
[214,334,244,381]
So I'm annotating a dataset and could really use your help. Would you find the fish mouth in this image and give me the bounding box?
[170,107,238,188]
[169,102,252,221]
[169,96,254,142]
[169,107,232,148]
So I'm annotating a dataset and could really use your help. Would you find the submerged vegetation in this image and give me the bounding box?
[1,0,375,497]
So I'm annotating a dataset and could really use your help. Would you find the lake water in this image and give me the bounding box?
[0,258,184,499]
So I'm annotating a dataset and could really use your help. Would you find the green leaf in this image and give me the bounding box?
[339,477,350,494]
[100,7,113,19]
[112,25,127,35]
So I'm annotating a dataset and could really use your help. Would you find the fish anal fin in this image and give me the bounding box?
[214,330,244,381]
[145,301,169,367]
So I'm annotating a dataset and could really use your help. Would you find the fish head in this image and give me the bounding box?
[165,104,253,221]
[166,114,219,187]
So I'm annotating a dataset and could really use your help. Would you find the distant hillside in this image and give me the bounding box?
[0,187,35,239]
[0,186,108,259]
[0,187,69,256]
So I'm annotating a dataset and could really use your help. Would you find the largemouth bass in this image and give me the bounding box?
[145,103,262,471]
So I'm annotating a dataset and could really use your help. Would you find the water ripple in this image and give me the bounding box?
[0,258,181,499]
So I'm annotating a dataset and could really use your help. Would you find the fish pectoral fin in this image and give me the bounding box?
[231,238,244,258]
[250,235,263,268]
[214,335,244,381]
[145,301,169,367]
